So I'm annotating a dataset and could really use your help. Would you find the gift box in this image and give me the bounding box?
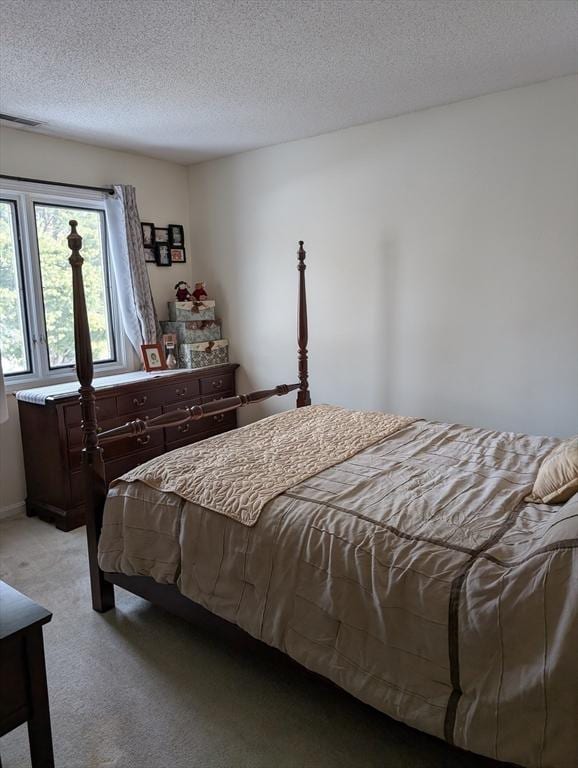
[179,339,229,369]
[167,300,216,322]
[160,320,222,344]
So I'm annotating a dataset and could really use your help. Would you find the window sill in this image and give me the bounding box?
[5,362,138,394]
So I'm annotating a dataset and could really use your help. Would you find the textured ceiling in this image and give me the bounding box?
[1,0,577,164]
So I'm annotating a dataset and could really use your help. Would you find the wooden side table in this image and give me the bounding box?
[0,581,54,768]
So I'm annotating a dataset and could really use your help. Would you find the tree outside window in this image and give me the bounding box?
[0,189,121,383]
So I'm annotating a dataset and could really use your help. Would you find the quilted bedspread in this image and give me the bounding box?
[100,417,578,768]
[113,405,414,526]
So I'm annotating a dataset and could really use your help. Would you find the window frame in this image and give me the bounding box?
[0,180,129,390]
[0,196,33,376]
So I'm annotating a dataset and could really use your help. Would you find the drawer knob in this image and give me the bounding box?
[136,434,151,446]
[175,386,188,397]
[132,395,148,407]
[212,379,223,389]
[213,413,225,423]
[178,423,190,434]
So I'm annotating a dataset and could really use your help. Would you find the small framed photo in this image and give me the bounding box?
[155,243,172,266]
[170,247,186,263]
[168,224,184,247]
[141,222,155,248]
[155,227,169,244]
[144,248,156,263]
[141,343,167,372]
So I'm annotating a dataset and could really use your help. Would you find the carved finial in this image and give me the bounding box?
[297,241,306,268]
[68,220,83,265]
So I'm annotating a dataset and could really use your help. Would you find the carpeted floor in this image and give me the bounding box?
[0,515,504,768]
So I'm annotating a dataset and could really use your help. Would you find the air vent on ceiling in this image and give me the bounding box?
[0,113,43,127]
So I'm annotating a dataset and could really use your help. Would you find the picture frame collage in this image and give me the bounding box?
[141,222,186,266]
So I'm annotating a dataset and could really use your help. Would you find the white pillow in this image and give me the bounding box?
[526,437,578,504]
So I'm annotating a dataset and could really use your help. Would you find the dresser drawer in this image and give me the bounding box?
[68,409,162,468]
[190,410,237,438]
[157,379,200,404]
[116,378,202,416]
[161,397,202,414]
[117,388,167,416]
[67,408,161,448]
[200,391,234,404]
[64,396,117,426]
[162,396,237,443]
[164,419,206,444]
[69,446,163,505]
[199,372,234,395]
[106,447,165,482]
[165,416,237,451]
[104,427,164,464]
[203,410,237,432]
[162,397,204,443]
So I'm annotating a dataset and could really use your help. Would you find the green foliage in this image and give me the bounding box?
[0,201,28,373]
[0,202,113,375]
[35,205,112,367]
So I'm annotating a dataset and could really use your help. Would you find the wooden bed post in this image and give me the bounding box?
[68,222,309,612]
[68,220,115,612]
[296,241,311,407]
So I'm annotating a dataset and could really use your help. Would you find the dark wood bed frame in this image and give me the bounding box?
[65,224,516,767]
[67,220,311,614]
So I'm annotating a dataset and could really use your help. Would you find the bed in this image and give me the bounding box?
[66,222,577,768]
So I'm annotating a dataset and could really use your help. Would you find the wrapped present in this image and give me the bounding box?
[160,320,221,344]
[179,339,229,369]
[168,300,216,322]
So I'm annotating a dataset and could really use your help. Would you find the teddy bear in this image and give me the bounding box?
[191,282,208,301]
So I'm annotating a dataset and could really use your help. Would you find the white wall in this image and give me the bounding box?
[188,75,578,438]
[1,76,577,517]
[0,127,192,315]
[0,128,192,515]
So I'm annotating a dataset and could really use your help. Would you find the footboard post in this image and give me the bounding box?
[296,241,311,407]
[68,221,115,613]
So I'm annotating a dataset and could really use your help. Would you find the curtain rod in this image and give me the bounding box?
[0,174,115,195]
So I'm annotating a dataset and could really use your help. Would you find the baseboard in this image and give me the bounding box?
[0,501,26,521]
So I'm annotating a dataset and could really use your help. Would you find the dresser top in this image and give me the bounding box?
[0,581,52,640]
[16,364,238,405]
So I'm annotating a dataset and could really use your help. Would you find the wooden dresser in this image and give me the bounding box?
[17,364,238,531]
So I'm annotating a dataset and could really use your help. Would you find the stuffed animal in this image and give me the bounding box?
[191,282,208,301]
[174,281,191,302]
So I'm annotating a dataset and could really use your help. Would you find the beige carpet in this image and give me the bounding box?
[0,515,503,768]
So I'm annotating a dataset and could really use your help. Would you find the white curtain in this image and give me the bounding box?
[0,351,8,423]
[105,185,161,355]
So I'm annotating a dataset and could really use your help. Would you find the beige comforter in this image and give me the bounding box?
[100,418,578,768]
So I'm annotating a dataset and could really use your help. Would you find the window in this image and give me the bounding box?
[0,200,31,374]
[0,183,126,386]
